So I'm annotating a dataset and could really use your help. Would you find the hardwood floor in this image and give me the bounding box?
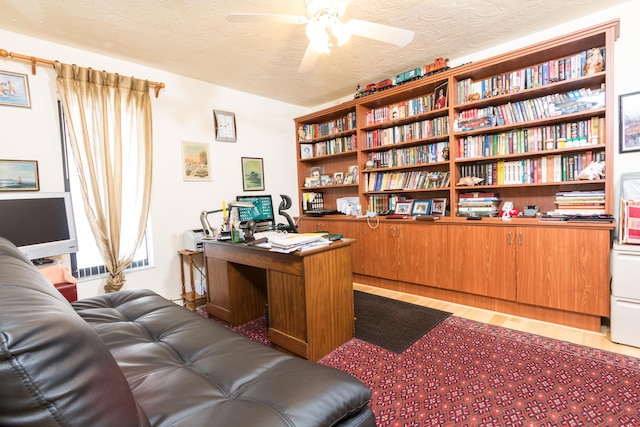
[354,283,640,359]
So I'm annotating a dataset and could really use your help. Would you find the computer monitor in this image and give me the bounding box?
[236,195,275,231]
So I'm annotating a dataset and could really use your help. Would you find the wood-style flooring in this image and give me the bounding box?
[354,283,640,359]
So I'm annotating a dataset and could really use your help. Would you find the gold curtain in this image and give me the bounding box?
[55,62,153,293]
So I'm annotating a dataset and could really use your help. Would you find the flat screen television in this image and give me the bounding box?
[236,195,275,230]
[0,192,79,262]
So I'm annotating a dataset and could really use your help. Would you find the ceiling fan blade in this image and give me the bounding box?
[226,13,308,25]
[298,43,320,73]
[346,19,414,46]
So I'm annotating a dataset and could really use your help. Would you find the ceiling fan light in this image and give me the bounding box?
[306,18,331,54]
[331,21,350,46]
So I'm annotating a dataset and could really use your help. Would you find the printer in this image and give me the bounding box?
[183,229,205,252]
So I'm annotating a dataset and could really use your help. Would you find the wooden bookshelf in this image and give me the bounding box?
[295,20,620,331]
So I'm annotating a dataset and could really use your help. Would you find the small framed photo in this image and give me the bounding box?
[434,81,448,109]
[241,157,265,191]
[394,201,413,215]
[300,143,314,159]
[0,70,31,108]
[431,198,447,215]
[333,172,344,185]
[320,174,332,186]
[411,199,432,216]
[181,141,210,181]
[347,165,359,183]
[309,165,324,178]
[0,160,39,191]
[619,91,640,153]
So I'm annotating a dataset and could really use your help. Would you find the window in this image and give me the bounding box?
[58,102,153,279]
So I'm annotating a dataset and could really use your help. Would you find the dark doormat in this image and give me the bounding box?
[354,290,452,353]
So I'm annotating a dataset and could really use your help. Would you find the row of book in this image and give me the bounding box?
[454,88,605,131]
[366,142,449,167]
[457,192,501,217]
[552,190,605,215]
[456,47,605,105]
[364,116,449,148]
[365,92,440,125]
[299,112,357,140]
[456,117,605,159]
[459,151,605,185]
[365,170,450,192]
[300,134,357,158]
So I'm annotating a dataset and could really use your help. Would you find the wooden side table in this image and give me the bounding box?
[178,249,206,311]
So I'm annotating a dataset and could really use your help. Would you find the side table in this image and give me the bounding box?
[178,249,206,311]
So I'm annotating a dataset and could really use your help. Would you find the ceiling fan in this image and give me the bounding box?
[226,0,415,73]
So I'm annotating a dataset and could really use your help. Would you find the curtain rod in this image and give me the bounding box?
[0,48,165,98]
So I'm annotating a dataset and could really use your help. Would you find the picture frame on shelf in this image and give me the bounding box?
[434,81,448,109]
[241,157,265,191]
[333,172,344,185]
[300,143,314,159]
[431,198,447,215]
[619,91,640,153]
[181,141,210,181]
[394,201,413,215]
[309,165,324,178]
[213,110,237,142]
[347,165,359,183]
[0,159,39,191]
[411,200,432,216]
[0,70,31,108]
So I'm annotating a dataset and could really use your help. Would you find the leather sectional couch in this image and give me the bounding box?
[0,237,375,426]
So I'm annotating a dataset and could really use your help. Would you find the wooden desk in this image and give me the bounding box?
[204,239,355,361]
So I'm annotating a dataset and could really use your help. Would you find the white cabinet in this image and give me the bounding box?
[611,241,640,347]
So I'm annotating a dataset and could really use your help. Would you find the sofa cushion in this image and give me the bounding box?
[73,289,374,427]
[0,237,150,427]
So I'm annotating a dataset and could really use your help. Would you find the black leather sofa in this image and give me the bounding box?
[0,237,375,426]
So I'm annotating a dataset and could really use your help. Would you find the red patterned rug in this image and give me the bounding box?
[197,309,640,426]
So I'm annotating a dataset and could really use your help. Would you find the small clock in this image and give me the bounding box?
[214,110,237,142]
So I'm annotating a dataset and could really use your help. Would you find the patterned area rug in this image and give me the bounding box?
[197,307,640,426]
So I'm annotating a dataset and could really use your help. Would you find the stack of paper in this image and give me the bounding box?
[269,233,330,253]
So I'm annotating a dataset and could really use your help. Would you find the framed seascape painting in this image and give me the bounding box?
[0,160,39,191]
[619,91,640,153]
[241,157,265,191]
[0,70,31,108]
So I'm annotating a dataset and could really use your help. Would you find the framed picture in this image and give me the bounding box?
[434,81,448,109]
[348,165,359,184]
[0,70,31,108]
[333,172,344,185]
[241,157,265,191]
[411,199,432,216]
[394,201,413,215]
[0,160,39,191]
[309,165,324,178]
[181,141,210,181]
[213,110,237,142]
[431,198,447,215]
[619,91,640,153]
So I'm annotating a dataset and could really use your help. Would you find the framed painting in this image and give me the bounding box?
[0,70,31,108]
[241,157,265,191]
[619,91,640,153]
[434,81,448,109]
[0,160,39,191]
[181,141,210,181]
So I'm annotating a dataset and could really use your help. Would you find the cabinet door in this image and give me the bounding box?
[448,225,517,300]
[396,222,448,287]
[516,227,610,316]
[353,222,398,279]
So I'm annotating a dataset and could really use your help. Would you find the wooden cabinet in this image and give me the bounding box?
[293,21,619,331]
[447,225,517,300]
[515,225,610,316]
[354,221,447,287]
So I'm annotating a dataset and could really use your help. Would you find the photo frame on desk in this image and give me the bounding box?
[241,157,265,191]
[619,91,640,153]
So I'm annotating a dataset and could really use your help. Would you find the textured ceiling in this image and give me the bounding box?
[0,0,627,107]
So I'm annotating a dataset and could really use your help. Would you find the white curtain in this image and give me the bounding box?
[55,62,153,293]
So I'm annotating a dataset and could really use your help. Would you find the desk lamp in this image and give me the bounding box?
[200,201,255,240]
